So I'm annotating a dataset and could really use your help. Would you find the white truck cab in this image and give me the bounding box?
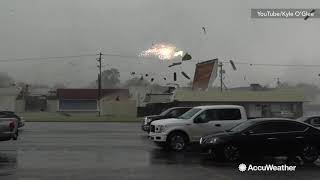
[149,105,248,151]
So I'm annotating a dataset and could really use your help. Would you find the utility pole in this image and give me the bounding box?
[219,62,223,92]
[97,52,103,116]
[276,77,281,87]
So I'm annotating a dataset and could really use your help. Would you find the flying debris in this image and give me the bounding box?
[173,72,177,81]
[68,61,77,66]
[181,71,191,80]
[140,43,184,60]
[182,53,192,61]
[202,26,207,34]
[229,60,237,71]
[304,9,316,20]
[163,77,167,80]
[145,74,149,77]
[192,59,219,90]
[151,78,154,82]
[131,72,135,75]
[168,62,182,67]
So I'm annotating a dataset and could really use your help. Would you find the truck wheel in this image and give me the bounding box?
[167,132,188,152]
[301,145,319,163]
[12,131,18,140]
[223,144,240,162]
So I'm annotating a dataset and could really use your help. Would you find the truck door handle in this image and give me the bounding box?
[296,136,304,139]
[215,124,221,127]
[267,137,277,140]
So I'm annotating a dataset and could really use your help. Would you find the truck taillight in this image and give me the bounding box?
[9,122,15,131]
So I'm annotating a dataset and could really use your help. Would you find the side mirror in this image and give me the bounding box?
[193,117,200,123]
[194,117,206,123]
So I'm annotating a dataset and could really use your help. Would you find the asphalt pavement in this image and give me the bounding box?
[0,122,320,180]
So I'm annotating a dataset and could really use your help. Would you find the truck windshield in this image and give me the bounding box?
[160,108,173,116]
[179,108,201,119]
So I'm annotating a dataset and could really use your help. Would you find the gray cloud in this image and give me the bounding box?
[1,0,320,87]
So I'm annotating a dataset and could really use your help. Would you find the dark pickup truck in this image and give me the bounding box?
[0,111,25,128]
[141,107,192,132]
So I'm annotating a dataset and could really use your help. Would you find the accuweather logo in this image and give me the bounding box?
[238,163,296,172]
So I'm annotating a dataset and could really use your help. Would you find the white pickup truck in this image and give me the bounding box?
[149,105,248,151]
[0,118,18,141]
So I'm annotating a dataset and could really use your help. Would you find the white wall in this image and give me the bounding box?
[0,95,16,111]
[15,99,25,113]
[248,104,262,118]
[0,87,20,112]
[47,100,58,112]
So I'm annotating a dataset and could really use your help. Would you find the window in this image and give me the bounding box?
[160,108,173,116]
[229,121,256,132]
[194,110,213,123]
[167,109,179,117]
[194,108,242,123]
[276,121,308,132]
[216,109,242,120]
[176,108,191,116]
[250,122,279,134]
[179,108,201,119]
[250,121,308,134]
[59,100,97,111]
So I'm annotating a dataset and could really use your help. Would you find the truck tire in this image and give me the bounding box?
[167,132,188,152]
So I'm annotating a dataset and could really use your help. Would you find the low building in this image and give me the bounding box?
[0,87,21,111]
[173,90,306,118]
[51,89,129,113]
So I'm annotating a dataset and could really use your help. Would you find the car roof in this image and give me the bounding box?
[299,115,320,119]
[251,118,293,121]
[167,107,192,110]
[249,118,314,127]
[171,107,192,109]
[194,105,244,110]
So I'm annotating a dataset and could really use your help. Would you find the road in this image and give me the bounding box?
[0,122,320,180]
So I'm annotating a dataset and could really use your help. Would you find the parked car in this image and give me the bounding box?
[149,105,248,151]
[200,118,320,162]
[0,111,25,128]
[0,117,19,141]
[141,107,192,132]
[297,115,320,128]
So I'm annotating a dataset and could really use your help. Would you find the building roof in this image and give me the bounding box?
[174,90,306,103]
[57,89,129,100]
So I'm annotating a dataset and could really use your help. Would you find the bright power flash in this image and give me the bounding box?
[140,43,184,60]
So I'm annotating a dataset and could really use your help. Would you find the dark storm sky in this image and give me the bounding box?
[0,0,320,87]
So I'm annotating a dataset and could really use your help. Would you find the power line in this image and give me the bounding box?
[1,52,320,68]
[0,52,160,63]
[0,54,96,62]
[222,61,320,68]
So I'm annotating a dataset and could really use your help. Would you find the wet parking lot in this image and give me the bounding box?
[0,122,320,180]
